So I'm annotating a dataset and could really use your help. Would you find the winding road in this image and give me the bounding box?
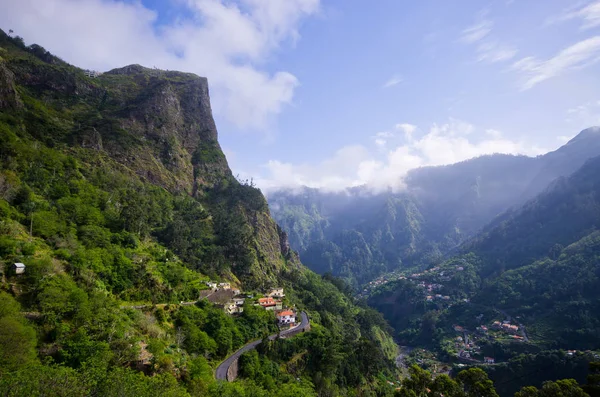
[215,311,310,381]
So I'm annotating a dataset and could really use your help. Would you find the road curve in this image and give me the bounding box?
[215,311,310,381]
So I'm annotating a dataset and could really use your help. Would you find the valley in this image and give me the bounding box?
[1,20,600,397]
[271,131,600,395]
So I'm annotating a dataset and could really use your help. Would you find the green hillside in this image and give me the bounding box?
[0,30,400,396]
[366,156,600,395]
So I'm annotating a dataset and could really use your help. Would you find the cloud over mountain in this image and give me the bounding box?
[0,0,320,129]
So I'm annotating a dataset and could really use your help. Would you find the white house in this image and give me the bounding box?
[233,297,245,306]
[276,310,295,325]
[224,301,243,315]
[218,282,231,290]
[206,281,218,290]
[13,263,25,275]
[267,288,284,298]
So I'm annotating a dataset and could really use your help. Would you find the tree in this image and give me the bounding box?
[398,365,433,397]
[430,374,464,397]
[584,362,600,397]
[517,379,589,397]
[456,368,499,397]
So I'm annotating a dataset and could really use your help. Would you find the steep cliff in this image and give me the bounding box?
[0,28,296,289]
[0,30,399,396]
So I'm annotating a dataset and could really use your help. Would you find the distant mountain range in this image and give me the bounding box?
[268,127,600,287]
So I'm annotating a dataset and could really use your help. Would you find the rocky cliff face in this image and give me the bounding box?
[0,62,23,110]
[0,29,295,288]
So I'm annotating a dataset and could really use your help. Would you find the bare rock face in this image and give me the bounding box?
[96,65,232,192]
[0,61,23,110]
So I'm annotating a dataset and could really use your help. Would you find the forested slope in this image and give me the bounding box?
[0,30,398,396]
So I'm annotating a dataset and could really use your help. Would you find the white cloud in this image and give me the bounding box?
[552,1,600,30]
[461,20,493,44]
[373,131,393,148]
[383,74,403,88]
[395,123,417,140]
[257,145,371,191]
[257,120,547,192]
[565,99,600,128]
[512,36,600,90]
[460,17,516,63]
[0,0,320,129]
[485,129,503,139]
[476,41,517,63]
[371,124,416,149]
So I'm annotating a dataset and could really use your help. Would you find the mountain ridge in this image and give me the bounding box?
[269,128,600,286]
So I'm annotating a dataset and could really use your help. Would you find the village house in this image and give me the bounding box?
[426,296,433,302]
[267,288,285,298]
[233,297,245,306]
[13,263,25,274]
[224,301,243,315]
[206,281,217,290]
[232,288,241,295]
[256,297,283,311]
[276,310,296,325]
[484,357,495,364]
[476,325,488,334]
[218,282,231,290]
[492,321,502,329]
[501,323,519,334]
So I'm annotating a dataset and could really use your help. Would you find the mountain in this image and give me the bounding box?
[0,30,398,396]
[269,133,600,286]
[367,156,600,395]
[461,155,600,276]
[458,155,600,346]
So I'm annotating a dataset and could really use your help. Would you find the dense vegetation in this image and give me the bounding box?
[0,30,400,396]
[2,28,600,397]
[366,155,600,395]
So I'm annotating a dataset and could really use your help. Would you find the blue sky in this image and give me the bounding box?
[3,0,600,191]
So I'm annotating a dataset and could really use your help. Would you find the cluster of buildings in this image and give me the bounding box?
[202,283,296,327]
[426,294,450,302]
[202,281,244,314]
[256,288,298,328]
[492,320,519,334]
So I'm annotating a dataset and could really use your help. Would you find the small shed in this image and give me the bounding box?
[13,263,25,275]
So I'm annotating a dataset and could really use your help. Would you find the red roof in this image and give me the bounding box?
[258,297,275,305]
[277,310,294,317]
